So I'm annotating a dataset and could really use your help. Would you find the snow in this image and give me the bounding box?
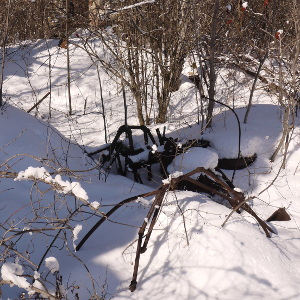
[162,171,183,184]
[128,149,149,163]
[15,166,53,183]
[136,197,151,206]
[95,191,300,300]
[22,226,32,235]
[54,174,89,201]
[242,2,248,9]
[33,271,40,280]
[73,224,83,250]
[151,144,158,153]
[1,262,30,290]
[1,38,300,300]
[90,201,101,210]
[31,271,45,296]
[116,0,156,12]
[167,147,219,175]
[14,166,89,200]
[45,257,59,274]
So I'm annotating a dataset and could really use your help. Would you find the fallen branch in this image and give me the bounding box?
[27,92,50,113]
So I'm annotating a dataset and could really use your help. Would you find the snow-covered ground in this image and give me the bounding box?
[1,38,300,300]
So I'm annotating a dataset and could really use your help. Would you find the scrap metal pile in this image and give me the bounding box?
[88,124,245,183]
[78,124,275,292]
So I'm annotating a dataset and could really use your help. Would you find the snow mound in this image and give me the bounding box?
[208,134,262,159]
[167,147,219,175]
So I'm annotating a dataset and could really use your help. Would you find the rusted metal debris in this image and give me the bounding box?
[87,124,256,185]
[88,124,212,183]
[79,125,265,291]
[76,167,275,292]
[266,207,291,222]
[218,153,257,170]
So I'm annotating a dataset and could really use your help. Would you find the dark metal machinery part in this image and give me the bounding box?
[76,167,275,292]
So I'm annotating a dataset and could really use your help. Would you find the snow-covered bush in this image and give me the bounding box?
[0,163,104,299]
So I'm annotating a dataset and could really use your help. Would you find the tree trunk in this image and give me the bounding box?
[66,0,72,115]
[0,0,11,107]
[270,39,289,164]
[131,87,145,126]
[156,104,168,123]
[244,51,268,124]
[206,0,219,128]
